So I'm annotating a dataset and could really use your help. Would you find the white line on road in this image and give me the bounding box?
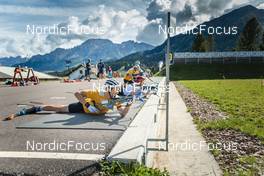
[0,151,104,161]
[50,97,66,100]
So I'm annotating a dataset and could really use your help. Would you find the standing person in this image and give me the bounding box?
[85,59,91,81]
[97,59,105,79]
[108,66,113,78]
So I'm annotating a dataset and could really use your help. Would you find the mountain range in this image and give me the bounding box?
[0,39,153,71]
[1,5,263,72]
[110,5,264,69]
[0,56,27,67]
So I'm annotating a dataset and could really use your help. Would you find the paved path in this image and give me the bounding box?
[0,79,143,176]
[149,82,222,176]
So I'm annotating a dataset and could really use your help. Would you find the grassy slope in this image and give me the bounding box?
[180,79,264,140]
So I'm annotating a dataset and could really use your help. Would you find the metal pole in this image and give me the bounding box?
[165,12,170,151]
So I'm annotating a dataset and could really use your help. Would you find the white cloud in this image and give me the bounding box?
[0,6,148,57]
[0,4,92,17]
[43,6,148,49]
[0,0,263,57]
[257,3,264,9]
[59,39,83,49]
[136,0,263,45]
[136,19,165,45]
[101,8,148,42]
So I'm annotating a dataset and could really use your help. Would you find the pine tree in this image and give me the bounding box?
[192,34,206,52]
[206,35,214,52]
[260,32,264,51]
[192,34,214,52]
[237,17,262,51]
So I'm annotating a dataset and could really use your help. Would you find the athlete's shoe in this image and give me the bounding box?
[4,114,15,121]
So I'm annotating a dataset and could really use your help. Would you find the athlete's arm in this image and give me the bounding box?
[75,92,100,113]
[116,102,132,117]
[74,92,87,105]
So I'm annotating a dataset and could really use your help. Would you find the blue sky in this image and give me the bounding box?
[0,0,263,57]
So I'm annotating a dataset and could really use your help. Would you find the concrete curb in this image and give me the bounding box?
[149,82,223,176]
[107,77,165,164]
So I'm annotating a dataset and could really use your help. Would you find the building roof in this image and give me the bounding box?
[68,64,85,75]
[0,66,58,79]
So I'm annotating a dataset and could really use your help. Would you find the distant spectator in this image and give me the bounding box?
[97,59,105,79]
[85,59,91,81]
[108,66,113,78]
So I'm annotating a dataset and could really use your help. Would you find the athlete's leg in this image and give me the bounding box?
[4,104,69,121]
[42,105,69,113]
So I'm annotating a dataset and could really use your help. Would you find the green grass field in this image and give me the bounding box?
[180,79,264,140]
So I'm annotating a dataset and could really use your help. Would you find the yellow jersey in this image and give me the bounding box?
[81,90,121,115]
[124,68,143,81]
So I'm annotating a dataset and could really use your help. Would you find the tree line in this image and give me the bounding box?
[192,17,264,52]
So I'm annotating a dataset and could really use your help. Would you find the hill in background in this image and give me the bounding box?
[111,5,264,69]
[0,39,153,72]
[19,39,153,72]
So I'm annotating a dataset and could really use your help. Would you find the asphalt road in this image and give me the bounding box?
[0,79,143,176]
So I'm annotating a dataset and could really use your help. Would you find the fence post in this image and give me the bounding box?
[165,12,170,151]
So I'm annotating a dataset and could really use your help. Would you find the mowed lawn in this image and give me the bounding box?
[180,79,264,140]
